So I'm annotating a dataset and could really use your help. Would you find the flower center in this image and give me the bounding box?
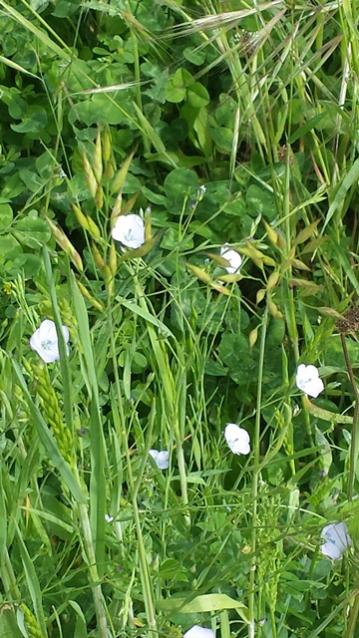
[41,339,56,351]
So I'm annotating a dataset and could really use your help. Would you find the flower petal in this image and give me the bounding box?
[296,363,324,398]
[224,423,250,455]
[220,245,242,274]
[30,319,70,364]
[111,213,145,249]
[183,626,215,638]
[320,522,352,560]
[149,449,169,470]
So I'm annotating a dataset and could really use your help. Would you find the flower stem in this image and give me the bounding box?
[78,503,110,638]
[248,305,268,638]
[340,333,359,501]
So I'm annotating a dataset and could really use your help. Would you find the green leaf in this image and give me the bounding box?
[183,46,206,66]
[315,426,332,474]
[165,68,193,103]
[157,593,249,622]
[69,273,106,574]
[13,217,51,248]
[164,168,199,213]
[187,82,209,108]
[0,606,22,638]
[0,203,13,231]
[0,234,20,258]
[15,526,48,636]
[118,298,175,339]
[246,184,277,221]
[323,158,359,230]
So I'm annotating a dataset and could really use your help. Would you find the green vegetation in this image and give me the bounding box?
[0,1,358,636]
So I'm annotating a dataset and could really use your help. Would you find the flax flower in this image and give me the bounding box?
[224,423,250,455]
[149,449,169,470]
[320,522,352,560]
[220,244,242,274]
[296,364,324,398]
[111,213,145,249]
[30,319,69,364]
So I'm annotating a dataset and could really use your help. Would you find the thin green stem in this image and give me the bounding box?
[340,333,359,501]
[248,305,268,638]
[78,502,110,638]
[127,456,158,636]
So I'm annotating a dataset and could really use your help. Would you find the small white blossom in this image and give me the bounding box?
[296,364,324,398]
[220,245,242,274]
[224,423,250,455]
[30,319,70,364]
[105,514,114,523]
[111,213,145,249]
[320,522,352,560]
[184,626,215,638]
[149,449,169,470]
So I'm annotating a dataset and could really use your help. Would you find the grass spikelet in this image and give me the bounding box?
[46,218,83,273]
[102,126,111,163]
[77,281,104,311]
[93,129,103,184]
[31,361,75,467]
[72,204,101,241]
[108,241,117,276]
[20,604,44,638]
[91,243,106,271]
[111,149,136,195]
[165,2,283,37]
[81,151,97,200]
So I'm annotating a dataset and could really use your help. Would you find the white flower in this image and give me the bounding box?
[149,449,169,470]
[111,213,145,249]
[220,244,242,274]
[184,626,215,638]
[30,319,70,364]
[105,514,114,523]
[320,522,352,560]
[296,364,324,398]
[224,423,250,455]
